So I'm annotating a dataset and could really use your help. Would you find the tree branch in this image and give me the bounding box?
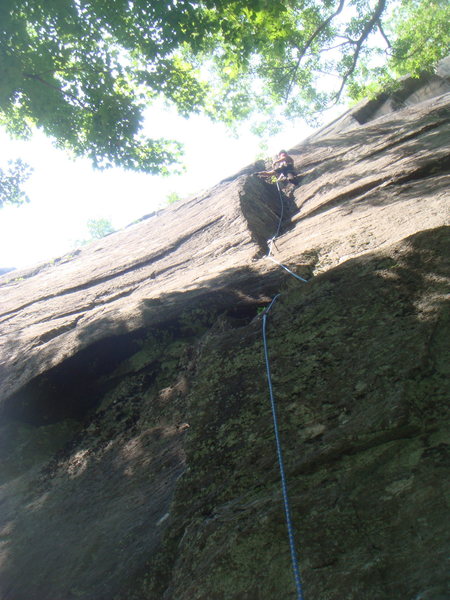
[284,0,346,100]
[23,72,86,108]
[377,18,391,49]
[317,68,341,78]
[320,40,353,52]
[333,0,388,103]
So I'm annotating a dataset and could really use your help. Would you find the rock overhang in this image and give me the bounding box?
[0,175,286,406]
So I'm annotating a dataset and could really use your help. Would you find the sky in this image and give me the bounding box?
[0,102,343,270]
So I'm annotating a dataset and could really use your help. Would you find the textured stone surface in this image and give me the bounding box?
[0,175,284,404]
[314,55,450,138]
[0,84,449,600]
[153,226,449,600]
[276,93,450,274]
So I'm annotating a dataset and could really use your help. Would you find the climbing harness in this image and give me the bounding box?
[262,181,306,600]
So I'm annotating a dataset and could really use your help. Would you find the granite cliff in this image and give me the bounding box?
[0,71,449,599]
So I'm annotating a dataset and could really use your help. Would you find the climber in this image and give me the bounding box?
[256,150,297,183]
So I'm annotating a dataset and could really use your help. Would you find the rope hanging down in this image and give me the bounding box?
[262,181,307,599]
[262,296,304,600]
[265,183,308,282]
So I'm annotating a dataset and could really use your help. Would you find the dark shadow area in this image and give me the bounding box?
[239,175,297,252]
[2,329,147,424]
[1,264,284,428]
[141,225,450,600]
[0,226,448,600]
[0,395,188,600]
[223,303,260,327]
[241,175,299,247]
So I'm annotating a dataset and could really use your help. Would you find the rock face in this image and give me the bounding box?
[0,83,449,599]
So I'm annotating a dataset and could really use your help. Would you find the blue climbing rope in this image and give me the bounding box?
[274,181,285,239]
[266,255,308,283]
[265,182,308,283]
[261,181,306,599]
[262,296,304,600]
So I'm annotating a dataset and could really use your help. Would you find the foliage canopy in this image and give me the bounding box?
[166,191,183,205]
[87,217,115,239]
[1,0,448,174]
[0,159,32,208]
[72,217,115,247]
